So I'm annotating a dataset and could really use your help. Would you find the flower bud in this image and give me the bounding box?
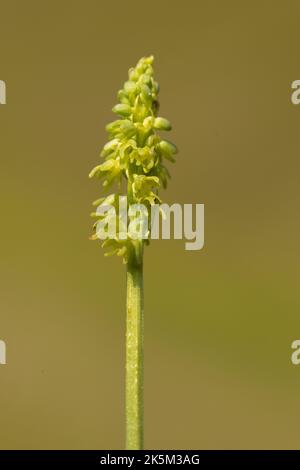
[158,140,178,160]
[128,68,139,81]
[101,138,119,157]
[143,116,154,129]
[124,80,137,94]
[117,89,130,105]
[145,64,154,76]
[154,117,172,131]
[140,73,152,87]
[146,134,155,147]
[143,55,154,65]
[106,120,122,134]
[112,103,132,117]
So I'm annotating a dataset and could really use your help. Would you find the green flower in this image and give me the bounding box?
[89,55,178,261]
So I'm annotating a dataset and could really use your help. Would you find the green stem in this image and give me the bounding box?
[125,241,144,450]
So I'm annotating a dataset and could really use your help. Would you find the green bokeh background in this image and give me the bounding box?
[1,0,300,449]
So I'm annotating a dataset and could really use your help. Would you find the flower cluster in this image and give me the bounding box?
[89,55,177,262]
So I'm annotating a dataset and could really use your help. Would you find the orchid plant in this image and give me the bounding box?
[89,56,177,449]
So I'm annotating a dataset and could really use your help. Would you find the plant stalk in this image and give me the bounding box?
[125,241,144,450]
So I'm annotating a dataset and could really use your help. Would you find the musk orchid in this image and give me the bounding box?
[89,56,177,449]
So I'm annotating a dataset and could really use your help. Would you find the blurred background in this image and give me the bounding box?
[0,0,300,449]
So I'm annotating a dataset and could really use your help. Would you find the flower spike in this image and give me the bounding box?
[89,55,177,260]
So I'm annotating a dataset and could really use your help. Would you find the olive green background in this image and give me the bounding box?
[1,0,300,449]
